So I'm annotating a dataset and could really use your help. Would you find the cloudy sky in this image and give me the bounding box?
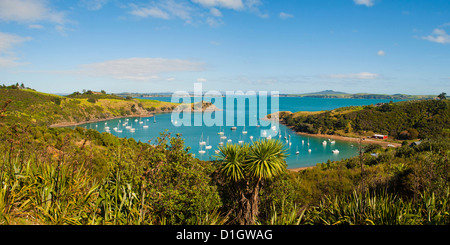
[0,0,449,94]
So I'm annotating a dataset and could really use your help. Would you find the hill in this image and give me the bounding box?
[0,87,178,127]
[276,99,450,140]
[0,86,221,127]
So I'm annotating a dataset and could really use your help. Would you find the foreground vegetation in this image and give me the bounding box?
[0,86,449,225]
[0,123,448,225]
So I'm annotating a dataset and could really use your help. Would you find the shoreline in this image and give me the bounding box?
[281,124,402,148]
[49,112,163,128]
[288,166,316,172]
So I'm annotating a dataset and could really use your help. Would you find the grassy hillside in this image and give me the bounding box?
[278,99,450,140]
[0,87,178,127]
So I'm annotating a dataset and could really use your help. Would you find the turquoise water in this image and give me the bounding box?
[71,97,402,169]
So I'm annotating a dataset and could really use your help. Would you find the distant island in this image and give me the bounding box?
[281,90,437,100]
[113,90,437,100]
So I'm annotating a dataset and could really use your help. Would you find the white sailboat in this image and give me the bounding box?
[153,115,156,123]
[242,126,247,134]
[332,149,339,154]
[205,137,212,150]
[199,133,206,146]
[198,145,206,154]
[218,126,224,135]
[322,140,327,146]
[143,118,149,129]
[296,146,299,155]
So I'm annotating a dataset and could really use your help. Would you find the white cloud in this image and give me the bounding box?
[353,0,375,7]
[28,24,44,29]
[0,32,32,67]
[130,7,170,19]
[79,0,109,11]
[422,28,450,44]
[206,17,223,27]
[210,8,222,17]
[0,0,66,24]
[279,12,293,19]
[322,72,380,80]
[377,50,386,56]
[192,0,244,10]
[129,1,193,22]
[79,58,205,81]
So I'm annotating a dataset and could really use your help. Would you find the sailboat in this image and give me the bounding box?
[205,137,212,150]
[332,149,340,154]
[199,133,206,146]
[217,126,224,135]
[153,115,156,123]
[143,118,149,128]
[322,140,327,146]
[198,145,206,154]
[242,126,247,134]
[296,146,299,155]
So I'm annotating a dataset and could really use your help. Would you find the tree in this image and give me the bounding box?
[1,99,12,118]
[217,139,288,224]
[438,92,446,100]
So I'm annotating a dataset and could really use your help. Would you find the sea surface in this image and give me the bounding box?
[71,96,402,169]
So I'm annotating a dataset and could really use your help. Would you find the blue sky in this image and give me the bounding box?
[0,0,449,95]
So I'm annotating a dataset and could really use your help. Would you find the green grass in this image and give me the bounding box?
[0,88,180,126]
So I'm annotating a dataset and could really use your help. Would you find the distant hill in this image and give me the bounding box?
[282,91,436,100]
[302,90,349,95]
